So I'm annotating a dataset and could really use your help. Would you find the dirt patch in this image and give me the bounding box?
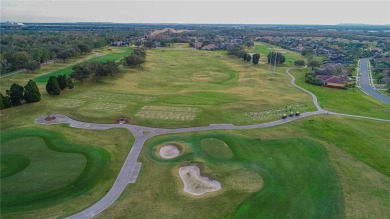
[179,165,221,196]
[159,145,180,159]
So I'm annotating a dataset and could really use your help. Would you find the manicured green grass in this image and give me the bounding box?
[87,47,133,62]
[250,43,303,66]
[301,117,390,177]
[97,131,342,219]
[0,127,133,218]
[242,115,390,219]
[289,69,390,119]
[96,116,390,219]
[0,129,108,211]
[200,138,234,160]
[0,154,30,179]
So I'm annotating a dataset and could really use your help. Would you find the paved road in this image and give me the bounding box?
[359,58,390,104]
[34,68,390,219]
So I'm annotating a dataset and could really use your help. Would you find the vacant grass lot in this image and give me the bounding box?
[289,69,390,119]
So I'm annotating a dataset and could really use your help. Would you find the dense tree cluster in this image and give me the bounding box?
[307,60,322,69]
[227,44,245,58]
[227,45,260,65]
[243,53,251,62]
[0,31,110,74]
[1,80,41,109]
[46,75,74,95]
[252,53,261,64]
[294,60,306,67]
[267,52,286,64]
[70,61,120,83]
[122,48,146,67]
[304,72,323,86]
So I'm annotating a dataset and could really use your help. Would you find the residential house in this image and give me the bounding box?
[317,75,350,89]
[194,42,203,49]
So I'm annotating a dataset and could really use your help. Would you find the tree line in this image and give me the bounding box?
[0,31,111,74]
[1,80,41,109]
[46,75,74,95]
[226,44,261,64]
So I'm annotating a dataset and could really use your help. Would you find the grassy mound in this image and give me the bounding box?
[200,138,234,160]
[0,154,30,179]
[0,129,110,212]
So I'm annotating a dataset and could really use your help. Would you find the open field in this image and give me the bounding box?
[289,69,390,119]
[95,115,390,219]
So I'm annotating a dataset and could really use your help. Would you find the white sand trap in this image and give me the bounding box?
[179,165,221,196]
[159,145,180,159]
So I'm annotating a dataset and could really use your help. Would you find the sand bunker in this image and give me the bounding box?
[179,165,221,196]
[159,145,180,159]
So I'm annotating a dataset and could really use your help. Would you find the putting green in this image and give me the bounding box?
[0,154,30,179]
[0,129,110,211]
[200,138,234,160]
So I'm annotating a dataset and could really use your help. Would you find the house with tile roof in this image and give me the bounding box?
[317,75,350,88]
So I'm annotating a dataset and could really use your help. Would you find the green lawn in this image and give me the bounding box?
[289,69,390,119]
[200,138,234,160]
[97,127,343,219]
[0,126,133,219]
[0,129,107,211]
[96,115,390,219]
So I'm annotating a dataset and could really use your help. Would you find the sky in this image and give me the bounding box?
[1,0,389,25]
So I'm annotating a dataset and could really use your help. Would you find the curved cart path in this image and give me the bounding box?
[35,68,390,219]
